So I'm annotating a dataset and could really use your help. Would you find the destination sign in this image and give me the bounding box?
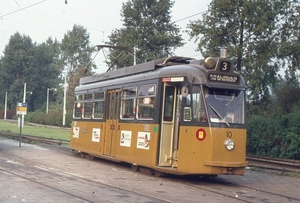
[17,102,27,115]
[208,73,239,83]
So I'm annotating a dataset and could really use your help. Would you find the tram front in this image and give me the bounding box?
[177,50,248,175]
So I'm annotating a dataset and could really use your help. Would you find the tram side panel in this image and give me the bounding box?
[177,126,247,175]
[70,120,160,167]
[70,120,106,156]
[114,122,159,167]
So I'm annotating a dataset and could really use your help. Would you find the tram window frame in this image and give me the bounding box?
[74,94,83,118]
[163,86,175,121]
[83,93,93,119]
[121,87,137,120]
[182,85,192,122]
[137,84,156,120]
[192,85,206,123]
[93,91,105,119]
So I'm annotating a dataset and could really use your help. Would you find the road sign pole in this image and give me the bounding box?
[17,102,27,147]
[19,114,22,147]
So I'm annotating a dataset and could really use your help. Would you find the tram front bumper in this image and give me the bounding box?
[204,161,248,175]
[204,160,248,167]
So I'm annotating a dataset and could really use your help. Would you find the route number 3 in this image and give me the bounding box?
[219,61,230,72]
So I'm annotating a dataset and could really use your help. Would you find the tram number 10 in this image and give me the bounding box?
[226,131,232,138]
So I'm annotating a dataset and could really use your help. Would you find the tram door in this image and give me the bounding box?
[104,89,120,157]
[159,83,180,167]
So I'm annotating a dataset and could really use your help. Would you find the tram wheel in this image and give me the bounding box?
[154,171,166,177]
[85,154,95,161]
[139,167,154,175]
[131,164,139,171]
[80,153,86,158]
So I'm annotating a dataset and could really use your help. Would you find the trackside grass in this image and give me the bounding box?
[0,119,70,141]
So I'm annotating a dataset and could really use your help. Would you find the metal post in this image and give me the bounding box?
[19,114,22,147]
[63,76,67,126]
[22,83,26,127]
[47,88,56,114]
[4,91,7,120]
[133,47,136,65]
[23,83,26,103]
[46,88,49,113]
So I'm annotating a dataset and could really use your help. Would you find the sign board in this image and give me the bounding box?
[17,102,27,115]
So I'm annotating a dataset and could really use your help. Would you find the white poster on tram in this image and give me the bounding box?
[137,132,150,150]
[92,128,100,142]
[73,126,79,138]
[120,130,132,147]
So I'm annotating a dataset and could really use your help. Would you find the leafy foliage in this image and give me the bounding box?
[247,109,300,159]
[106,0,184,69]
[186,0,290,104]
[60,24,95,77]
[60,25,95,115]
[0,33,35,109]
[0,33,60,111]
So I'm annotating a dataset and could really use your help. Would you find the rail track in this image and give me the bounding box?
[1,131,299,175]
[1,132,300,202]
[247,155,300,174]
[0,131,69,146]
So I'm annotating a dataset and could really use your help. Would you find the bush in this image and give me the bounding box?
[0,110,17,119]
[25,110,72,127]
[247,110,300,159]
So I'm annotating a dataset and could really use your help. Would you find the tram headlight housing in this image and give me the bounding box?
[224,139,235,151]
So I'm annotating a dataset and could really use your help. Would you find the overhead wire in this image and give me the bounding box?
[173,10,208,23]
[0,0,47,18]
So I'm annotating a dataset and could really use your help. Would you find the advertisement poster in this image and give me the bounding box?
[73,126,79,138]
[92,128,100,142]
[120,130,132,147]
[137,132,150,150]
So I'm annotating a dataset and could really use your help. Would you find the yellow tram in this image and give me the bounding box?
[70,49,248,176]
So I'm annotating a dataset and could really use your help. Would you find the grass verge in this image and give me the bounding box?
[0,119,70,141]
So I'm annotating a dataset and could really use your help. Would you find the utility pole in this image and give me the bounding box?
[63,75,67,126]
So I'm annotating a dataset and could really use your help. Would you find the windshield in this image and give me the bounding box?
[203,87,245,125]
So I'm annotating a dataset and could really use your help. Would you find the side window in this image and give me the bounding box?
[137,84,156,120]
[74,95,83,118]
[192,85,206,122]
[83,93,93,119]
[121,87,137,119]
[94,92,105,119]
[183,86,191,122]
[163,86,174,121]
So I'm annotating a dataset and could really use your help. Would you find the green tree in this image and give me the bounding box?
[106,0,184,70]
[276,1,300,83]
[0,33,35,110]
[60,24,95,113]
[30,38,61,111]
[187,0,290,107]
[0,33,61,111]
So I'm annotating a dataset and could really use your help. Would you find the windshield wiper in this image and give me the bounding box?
[208,104,230,127]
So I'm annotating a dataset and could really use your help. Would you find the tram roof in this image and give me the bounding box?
[80,56,195,85]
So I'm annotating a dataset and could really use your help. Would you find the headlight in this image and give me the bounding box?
[224,139,235,151]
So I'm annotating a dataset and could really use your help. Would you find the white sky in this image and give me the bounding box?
[0,0,211,73]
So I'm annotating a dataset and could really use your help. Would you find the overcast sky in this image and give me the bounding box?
[0,0,211,73]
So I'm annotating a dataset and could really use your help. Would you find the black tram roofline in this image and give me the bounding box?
[75,60,245,94]
[80,56,195,85]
